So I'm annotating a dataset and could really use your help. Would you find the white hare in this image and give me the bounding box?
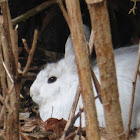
[30,26,140,130]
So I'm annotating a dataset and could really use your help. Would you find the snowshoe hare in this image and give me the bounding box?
[30,26,140,130]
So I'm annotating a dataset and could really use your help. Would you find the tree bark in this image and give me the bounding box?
[65,0,100,139]
[1,1,20,139]
[87,0,125,139]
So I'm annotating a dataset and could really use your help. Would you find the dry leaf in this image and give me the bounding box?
[20,112,30,121]
[44,118,67,133]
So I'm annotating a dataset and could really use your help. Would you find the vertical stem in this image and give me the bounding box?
[1,0,20,139]
[65,0,100,139]
[87,1,125,139]
[125,41,140,140]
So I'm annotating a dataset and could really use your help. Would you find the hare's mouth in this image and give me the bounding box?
[31,95,42,105]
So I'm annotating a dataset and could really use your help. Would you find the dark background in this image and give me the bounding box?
[3,0,139,109]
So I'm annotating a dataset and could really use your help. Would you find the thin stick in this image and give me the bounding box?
[128,0,137,14]
[0,96,9,120]
[22,39,30,54]
[0,95,11,112]
[13,25,19,68]
[79,106,82,140]
[125,41,140,140]
[12,0,57,25]
[64,93,101,137]
[107,132,125,140]
[21,133,30,140]
[57,0,71,27]
[64,130,78,140]
[88,29,94,54]
[88,27,102,103]
[91,68,102,103]
[22,29,38,75]
[60,86,80,139]
[2,60,14,83]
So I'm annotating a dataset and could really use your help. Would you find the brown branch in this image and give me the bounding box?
[39,6,58,36]
[12,0,57,25]
[128,0,137,15]
[0,131,6,140]
[60,41,101,139]
[21,133,31,140]
[0,95,11,112]
[22,29,38,75]
[91,68,102,103]
[57,0,71,28]
[88,28,102,103]
[2,60,14,84]
[64,130,78,140]
[59,0,101,138]
[88,29,94,54]
[1,0,17,78]
[65,0,100,140]
[125,41,140,140]
[79,107,82,140]
[0,96,10,121]
[0,26,11,76]
[22,39,30,54]
[60,86,81,139]
[0,1,20,139]
[108,132,125,140]
[87,0,125,139]
[13,25,19,68]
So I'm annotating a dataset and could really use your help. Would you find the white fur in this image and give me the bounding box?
[30,27,140,130]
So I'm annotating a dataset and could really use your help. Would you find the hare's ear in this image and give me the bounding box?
[65,25,90,65]
[64,35,75,64]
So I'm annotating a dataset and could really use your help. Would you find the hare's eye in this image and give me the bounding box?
[48,76,57,83]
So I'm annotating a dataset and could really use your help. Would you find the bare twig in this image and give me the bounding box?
[21,133,30,140]
[63,94,101,138]
[13,25,19,68]
[60,86,80,139]
[108,132,125,140]
[91,68,102,103]
[128,0,137,15]
[2,60,14,84]
[125,41,140,140]
[22,29,38,75]
[39,6,58,36]
[0,1,20,139]
[64,130,78,140]
[88,27,102,103]
[0,95,11,112]
[88,29,94,54]
[12,0,57,25]
[0,26,11,75]
[79,106,82,140]
[0,96,9,120]
[8,84,14,94]
[57,0,71,27]
[0,131,6,140]
[22,39,30,54]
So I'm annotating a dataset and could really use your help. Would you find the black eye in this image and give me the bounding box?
[48,76,57,83]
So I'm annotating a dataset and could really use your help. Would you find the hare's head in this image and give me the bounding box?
[30,25,90,121]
